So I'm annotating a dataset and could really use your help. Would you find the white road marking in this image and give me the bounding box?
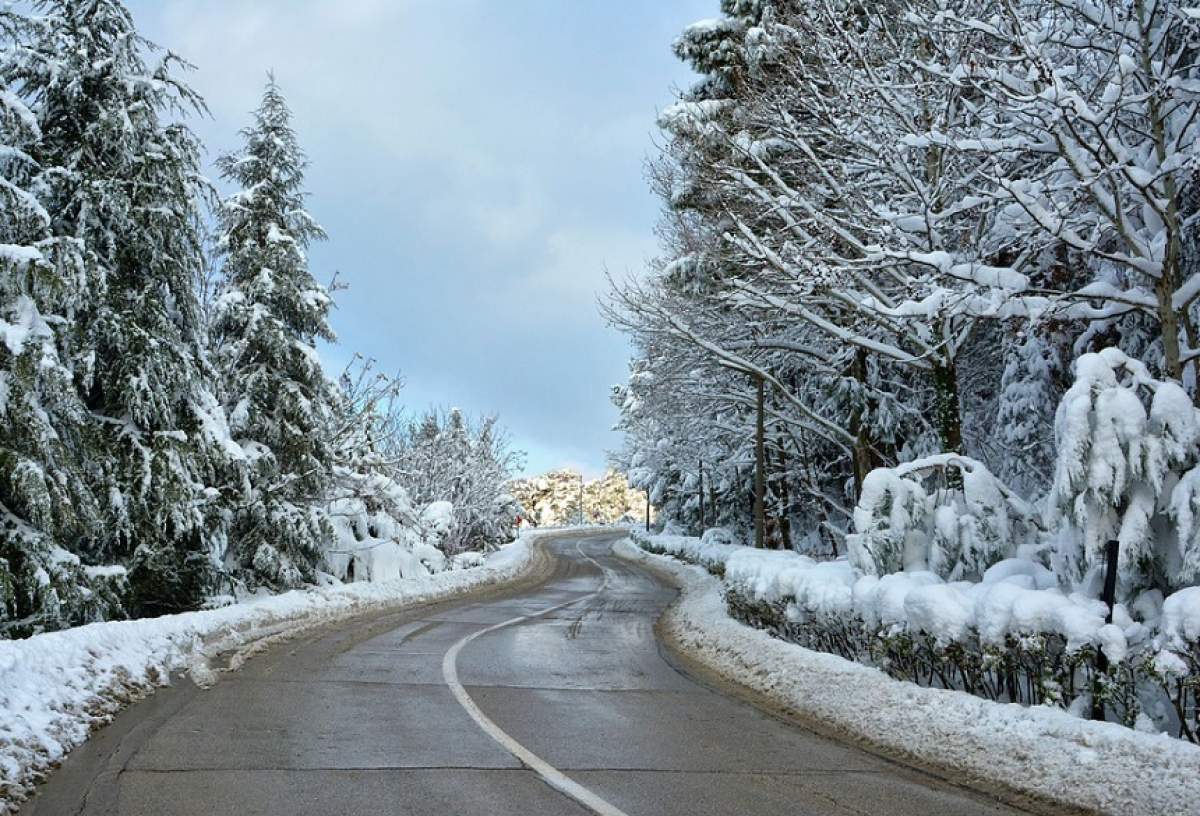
[441,541,633,816]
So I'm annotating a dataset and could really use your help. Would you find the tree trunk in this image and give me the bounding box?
[697,460,705,534]
[1138,0,1193,391]
[754,375,766,550]
[932,360,964,489]
[774,439,791,550]
[1157,270,1185,384]
[932,360,963,453]
[848,349,881,499]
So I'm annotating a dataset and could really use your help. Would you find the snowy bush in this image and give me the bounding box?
[847,455,1041,581]
[635,530,740,576]
[391,409,522,554]
[1049,349,1200,597]
[635,530,1200,741]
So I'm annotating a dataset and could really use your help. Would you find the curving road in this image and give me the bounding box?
[22,534,1025,816]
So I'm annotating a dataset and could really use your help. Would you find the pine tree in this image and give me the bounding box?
[212,77,337,590]
[0,8,119,633]
[4,0,231,620]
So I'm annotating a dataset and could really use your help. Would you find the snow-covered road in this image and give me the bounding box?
[19,535,1024,816]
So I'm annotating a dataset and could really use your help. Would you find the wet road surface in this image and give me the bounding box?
[21,534,1026,815]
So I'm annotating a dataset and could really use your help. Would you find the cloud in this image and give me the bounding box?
[127,0,708,476]
[546,225,654,285]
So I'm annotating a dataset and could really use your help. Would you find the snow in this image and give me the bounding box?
[650,531,1143,655]
[617,539,1200,816]
[1160,587,1200,649]
[421,499,455,532]
[0,296,50,355]
[0,531,552,811]
[657,99,733,137]
[0,244,42,267]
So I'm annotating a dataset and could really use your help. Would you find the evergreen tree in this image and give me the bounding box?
[212,77,336,590]
[3,0,231,620]
[0,9,117,633]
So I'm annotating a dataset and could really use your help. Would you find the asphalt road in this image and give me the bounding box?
[21,534,1025,816]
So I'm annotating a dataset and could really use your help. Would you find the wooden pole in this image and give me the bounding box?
[1092,539,1120,721]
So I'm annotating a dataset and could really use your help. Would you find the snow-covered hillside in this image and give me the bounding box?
[511,469,650,526]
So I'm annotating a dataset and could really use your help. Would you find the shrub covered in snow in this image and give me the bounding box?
[633,530,1200,742]
[389,409,523,555]
[1049,349,1200,597]
[843,350,1200,601]
[637,530,740,576]
[847,454,1041,582]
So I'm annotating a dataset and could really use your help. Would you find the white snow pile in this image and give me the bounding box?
[617,539,1200,816]
[0,533,548,810]
[323,479,449,583]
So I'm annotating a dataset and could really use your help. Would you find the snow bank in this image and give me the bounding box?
[617,539,1200,816]
[638,528,741,573]
[635,530,1200,743]
[0,532,552,811]
[651,531,1138,655]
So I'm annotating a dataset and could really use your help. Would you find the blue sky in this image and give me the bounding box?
[123,0,710,477]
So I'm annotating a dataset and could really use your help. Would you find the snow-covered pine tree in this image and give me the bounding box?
[995,328,1069,497]
[0,9,124,634]
[10,0,234,618]
[212,76,337,590]
[1049,349,1200,596]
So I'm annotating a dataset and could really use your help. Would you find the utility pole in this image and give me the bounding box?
[754,375,766,550]
[578,471,585,526]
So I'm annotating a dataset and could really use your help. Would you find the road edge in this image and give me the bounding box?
[613,538,1115,816]
[2,529,597,814]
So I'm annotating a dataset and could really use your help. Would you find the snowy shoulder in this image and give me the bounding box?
[614,539,1200,816]
[0,531,549,810]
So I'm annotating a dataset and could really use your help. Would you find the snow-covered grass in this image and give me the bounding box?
[0,532,555,812]
[617,538,1200,816]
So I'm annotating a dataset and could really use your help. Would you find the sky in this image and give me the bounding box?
[121,0,710,478]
